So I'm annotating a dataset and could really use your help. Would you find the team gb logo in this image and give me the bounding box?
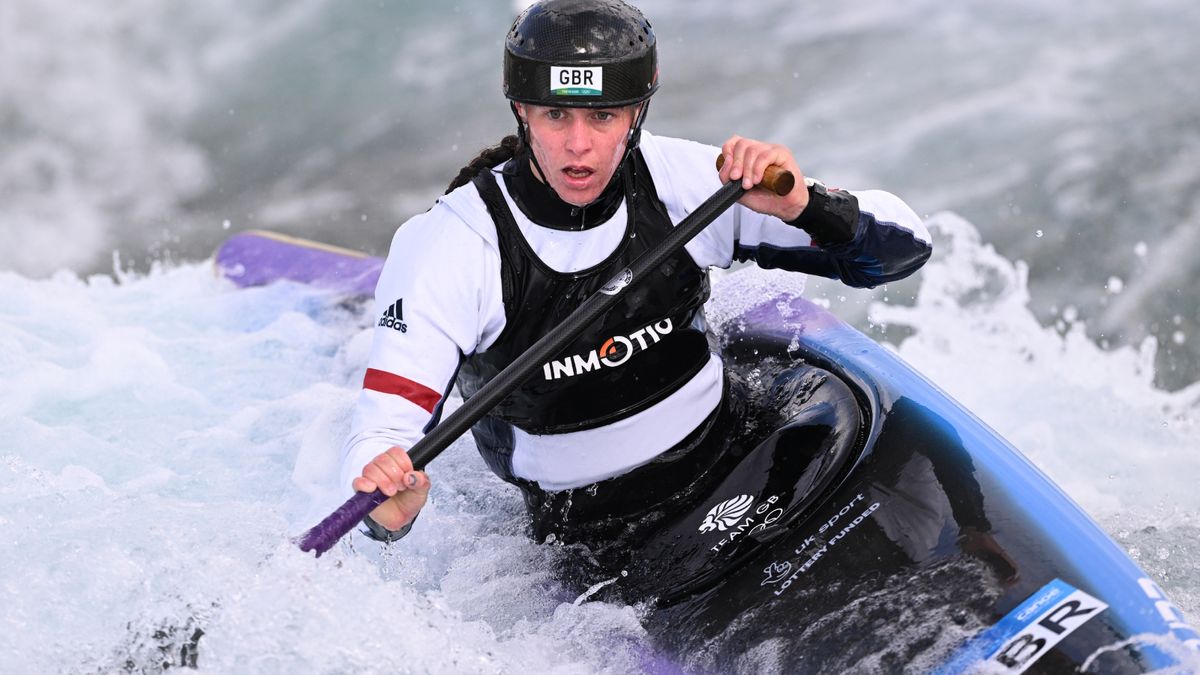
[699,495,755,533]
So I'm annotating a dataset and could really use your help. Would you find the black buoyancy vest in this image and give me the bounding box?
[456,152,714,435]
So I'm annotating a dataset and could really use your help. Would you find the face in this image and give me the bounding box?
[517,103,638,206]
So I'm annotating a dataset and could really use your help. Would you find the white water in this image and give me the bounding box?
[1,213,1197,673]
[5,0,1200,388]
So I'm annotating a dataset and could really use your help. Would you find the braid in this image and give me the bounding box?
[444,135,523,194]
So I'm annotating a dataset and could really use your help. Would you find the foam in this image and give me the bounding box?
[1,212,1197,670]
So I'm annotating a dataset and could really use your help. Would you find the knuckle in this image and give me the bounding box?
[388,447,413,468]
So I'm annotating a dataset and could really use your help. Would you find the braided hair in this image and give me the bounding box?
[444,135,523,194]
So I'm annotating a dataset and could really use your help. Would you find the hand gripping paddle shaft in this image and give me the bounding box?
[297,158,794,556]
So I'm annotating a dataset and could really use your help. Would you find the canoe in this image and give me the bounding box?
[216,229,1199,673]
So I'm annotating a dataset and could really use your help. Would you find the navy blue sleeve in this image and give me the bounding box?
[734,184,932,289]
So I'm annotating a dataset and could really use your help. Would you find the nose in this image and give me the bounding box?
[564,116,592,156]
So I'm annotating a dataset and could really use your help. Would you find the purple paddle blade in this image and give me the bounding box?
[215,230,384,297]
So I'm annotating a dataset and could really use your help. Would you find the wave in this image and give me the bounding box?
[0,209,1195,671]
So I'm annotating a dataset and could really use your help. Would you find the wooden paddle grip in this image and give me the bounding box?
[715,154,795,196]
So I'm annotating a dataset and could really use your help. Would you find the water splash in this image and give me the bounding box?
[2,211,1197,670]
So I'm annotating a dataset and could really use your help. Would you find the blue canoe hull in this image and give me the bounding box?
[632,296,1198,672]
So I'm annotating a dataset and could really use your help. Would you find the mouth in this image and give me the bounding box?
[561,165,595,184]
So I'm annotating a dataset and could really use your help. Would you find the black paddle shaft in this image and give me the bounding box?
[412,179,748,466]
[298,172,790,555]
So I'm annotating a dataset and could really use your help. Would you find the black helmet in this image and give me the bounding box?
[504,0,658,108]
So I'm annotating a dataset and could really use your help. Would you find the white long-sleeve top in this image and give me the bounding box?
[339,131,930,494]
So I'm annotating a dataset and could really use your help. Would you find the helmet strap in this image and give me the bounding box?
[511,101,557,196]
[621,99,651,196]
[626,99,650,154]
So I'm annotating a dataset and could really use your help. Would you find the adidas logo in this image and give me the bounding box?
[379,298,407,333]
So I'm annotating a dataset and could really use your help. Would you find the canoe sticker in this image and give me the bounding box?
[935,579,1108,674]
[701,494,782,555]
[699,495,754,533]
[1138,577,1200,650]
[760,560,793,586]
[764,492,882,596]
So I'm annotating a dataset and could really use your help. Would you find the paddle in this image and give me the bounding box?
[297,158,795,556]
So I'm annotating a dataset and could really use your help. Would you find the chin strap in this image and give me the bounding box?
[626,98,650,156]
[510,102,555,194]
[622,99,650,199]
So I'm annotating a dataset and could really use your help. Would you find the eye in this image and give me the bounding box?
[547,109,565,120]
[593,111,615,122]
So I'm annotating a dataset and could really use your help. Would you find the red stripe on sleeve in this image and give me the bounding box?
[362,368,442,414]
